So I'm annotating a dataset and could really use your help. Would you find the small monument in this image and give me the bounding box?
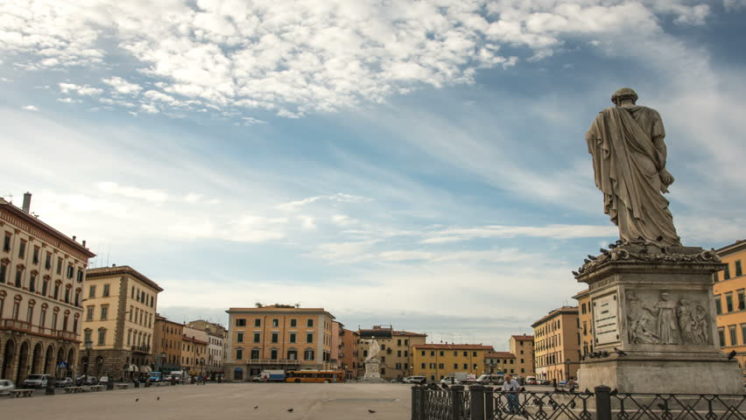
[575,88,742,394]
[361,339,384,382]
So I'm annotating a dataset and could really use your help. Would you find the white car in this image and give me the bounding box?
[22,374,51,388]
[0,379,15,395]
[403,376,427,384]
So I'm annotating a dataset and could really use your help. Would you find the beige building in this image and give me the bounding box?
[182,326,208,376]
[714,240,746,380]
[574,289,594,359]
[339,327,359,379]
[412,344,493,382]
[485,351,516,374]
[509,335,535,376]
[532,306,580,382]
[224,304,335,381]
[357,325,427,380]
[153,315,184,372]
[80,265,162,379]
[0,194,95,384]
[186,320,226,379]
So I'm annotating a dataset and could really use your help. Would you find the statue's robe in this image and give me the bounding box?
[586,105,680,246]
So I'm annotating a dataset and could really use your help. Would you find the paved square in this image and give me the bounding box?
[1,383,412,420]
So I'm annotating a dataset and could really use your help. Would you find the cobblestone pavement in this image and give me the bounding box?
[1,383,412,419]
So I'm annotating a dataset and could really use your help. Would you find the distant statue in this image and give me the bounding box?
[585,88,681,247]
[365,339,380,362]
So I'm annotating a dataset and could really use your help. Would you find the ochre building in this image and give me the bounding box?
[80,265,162,379]
[509,335,535,376]
[412,343,493,383]
[532,306,580,383]
[485,351,516,375]
[0,194,95,384]
[153,315,184,372]
[714,239,746,381]
[358,325,427,380]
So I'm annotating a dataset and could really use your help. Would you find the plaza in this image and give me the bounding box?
[0,383,412,420]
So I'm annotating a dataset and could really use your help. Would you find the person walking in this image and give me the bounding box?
[502,374,521,414]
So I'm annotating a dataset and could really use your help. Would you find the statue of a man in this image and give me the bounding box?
[585,88,681,246]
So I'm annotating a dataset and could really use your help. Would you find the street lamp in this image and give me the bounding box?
[84,340,93,384]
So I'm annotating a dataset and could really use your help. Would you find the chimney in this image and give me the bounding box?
[22,192,32,213]
[82,240,86,247]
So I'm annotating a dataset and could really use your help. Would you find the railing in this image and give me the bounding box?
[0,319,77,341]
[411,385,746,420]
[131,345,151,353]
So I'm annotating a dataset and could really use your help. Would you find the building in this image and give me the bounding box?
[532,306,580,383]
[224,304,335,381]
[357,325,427,380]
[573,289,594,359]
[412,343,493,382]
[509,335,535,376]
[0,194,95,384]
[153,314,184,373]
[714,240,746,380]
[339,327,359,379]
[186,320,226,380]
[80,265,162,379]
[330,320,342,369]
[182,326,208,376]
[484,351,516,375]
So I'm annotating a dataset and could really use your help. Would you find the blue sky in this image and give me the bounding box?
[2,0,746,350]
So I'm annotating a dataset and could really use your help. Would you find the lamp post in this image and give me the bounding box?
[84,340,93,384]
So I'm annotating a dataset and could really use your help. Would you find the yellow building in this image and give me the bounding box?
[0,194,95,384]
[80,265,162,379]
[714,240,746,380]
[485,351,516,374]
[412,344,493,383]
[181,326,208,377]
[357,325,427,380]
[224,304,335,381]
[186,320,226,380]
[509,335,535,376]
[573,289,594,359]
[153,315,183,372]
[532,306,580,383]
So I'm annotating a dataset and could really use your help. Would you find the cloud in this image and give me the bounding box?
[97,181,169,203]
[422,224,617,244]
[0,0,717,117]
[21,105,38,111]
[276,193,371,211]
[58,82,103,96]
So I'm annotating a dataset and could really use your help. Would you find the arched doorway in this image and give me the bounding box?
[16,341,29,384]
[44,345,55,375]
[95,356,104,376]
[1,339,15,380]
[234,367,243,381]
[66,348,76,378]
[31,342,43,374]
[56,347,65,378]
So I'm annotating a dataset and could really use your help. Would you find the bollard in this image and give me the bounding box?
[45,378,55,395]
[594,386,612,420]
[450,385,465,420]
[484,386,494,419]
[470,384,485,420]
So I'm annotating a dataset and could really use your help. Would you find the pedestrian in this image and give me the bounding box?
[502,374,521,414]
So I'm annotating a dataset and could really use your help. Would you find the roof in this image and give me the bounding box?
[227,306,334,319]
[486,351,515,358]
[716,240,746,257]
[511,335,534,341]
[182,335,207,345]
[531,306,578,328]
[413,344,494,351]
[394,330,427,337]
[572,289,590,300]
[0,198,96,259]
[87,265,163,292]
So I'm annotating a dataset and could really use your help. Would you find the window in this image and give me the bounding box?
[237,333,244,343]
[463,364,468,369]
[724,265,731,280]
[741,324,746,345]
[0,262,7,283]
[438,363,444,369]
[290,333,296,343]
[421,363,426,369]
[397,339,402,346]
[307,319,313,327]
[98,328,107,346]
[271,333,278,343]
[739,290,746,311]
[718,328,725,347]
[29,273,36,292]
[18,240,26,258]
[32,246,40,264]
[100,305,109,320]
[729,325,737,346]
[77,269,83,283]
[254,319,261,327]
[270,349,278,360]
[84,329,92,344]
[439,351,444,356]
[236,349,243,360]
[715,296,723,315]
[253,333,260,343]
[453,363,458,369]
[304,349,314,360]
[2,232,10,252]
[251,349,260,359]
[45,253,51,270]
[290,319,297,327]
[306,333,313,343]
[288,350,297,360]
[103,284,110,297]
[236,318,246,327]
[737,261,744,277]
[726,293,734,312]
[66,264,74,279]
[272,319,279,327]
[86,306,94,321]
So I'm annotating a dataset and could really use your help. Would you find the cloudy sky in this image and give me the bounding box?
[2,0,745,350]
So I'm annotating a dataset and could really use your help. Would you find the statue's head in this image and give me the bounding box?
[611,87,638,105]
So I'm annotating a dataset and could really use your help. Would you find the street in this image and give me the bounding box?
[0,383,412,419]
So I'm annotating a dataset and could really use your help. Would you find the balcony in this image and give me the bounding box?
[245,358,300,366]
[131,345,151,354]
[0,319,79,342]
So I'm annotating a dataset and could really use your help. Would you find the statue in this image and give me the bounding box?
[654,292,679,344]
[585,88,681,247]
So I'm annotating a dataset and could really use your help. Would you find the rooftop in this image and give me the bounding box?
[511,335,534,341]
[87,265,163,292]
[531,306,578,328]
[487,351,515,358]
[227,305,334,318]
[413,344,494,351]
[716,240,746,257]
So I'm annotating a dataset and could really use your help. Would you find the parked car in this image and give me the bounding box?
[0,379,15,395]
[476,374,503,385]
[403,376,427,384]
[98,376,109,385]
[55,377,74,388]
[250,375,263,382]
[22,374,51,388]
[76,375,98,385]
[525,376,537,385]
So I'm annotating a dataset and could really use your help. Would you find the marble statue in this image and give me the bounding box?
[585,88,681,246]
[654,292,679,344]
[365,339,380,362]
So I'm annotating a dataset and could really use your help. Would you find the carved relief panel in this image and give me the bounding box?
[625,289,712,346]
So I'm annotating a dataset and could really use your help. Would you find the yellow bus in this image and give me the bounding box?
[285,370,345,383]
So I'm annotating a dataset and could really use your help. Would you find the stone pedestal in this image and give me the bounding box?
[575,241,742,394]
[362,358,384,382]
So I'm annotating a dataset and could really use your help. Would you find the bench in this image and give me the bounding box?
[114,383,129,390]
[64,386,83,393]
[89,385,105,392]
[10,389,34,398]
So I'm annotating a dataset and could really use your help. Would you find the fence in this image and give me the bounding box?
[411,385,746,420]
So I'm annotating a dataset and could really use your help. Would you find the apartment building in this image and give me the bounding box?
[574,289,594,359]
[80,265,162,379]
[714,240,746,380]
[532,306,580,382]
[509,335,535,376]
[358,325,427,380]
[339,327,359,379]
[182,325,208,376]
[224,304,335,381]
[186,320,227,380]
[485,351,516,374]
[153,314,184,372]
[0,194,95,384]
[412,343,493,382]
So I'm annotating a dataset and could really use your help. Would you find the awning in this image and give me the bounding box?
[140,365,152,373]
[126,364,139,372]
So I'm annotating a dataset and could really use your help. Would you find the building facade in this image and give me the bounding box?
[80,265,162,380]
[412,344,493,383]
[532,306,580,383]
[574,289,594,359]
[181,326,208,377]
[224,305,335,381]
[509,335,535,377]
[153,315,184,372]
[485,351,516,375]
[0,195,95,384]
[339,327,359,379]
[186,320,226,379]
[357,325,427,380]
[714,240,746,380]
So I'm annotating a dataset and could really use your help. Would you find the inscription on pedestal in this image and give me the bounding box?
[593,293,620,345]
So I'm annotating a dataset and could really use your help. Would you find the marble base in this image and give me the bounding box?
[362,359,384,382]
[575,241,743,394]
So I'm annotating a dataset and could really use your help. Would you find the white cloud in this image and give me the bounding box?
[276,193,371,211]
[97,181,169,203]
[58,82,103,96]
[21,105,38,111]
[422,224,617,244]
[102,76,142,95]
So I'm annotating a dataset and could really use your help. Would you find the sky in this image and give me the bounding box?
[2,0,746,351]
